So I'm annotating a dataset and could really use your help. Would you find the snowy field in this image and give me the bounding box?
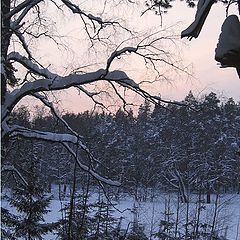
[40,190,240,239]
[2,186,240,240]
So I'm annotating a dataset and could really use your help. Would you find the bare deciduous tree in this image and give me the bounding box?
[1,0,186,185]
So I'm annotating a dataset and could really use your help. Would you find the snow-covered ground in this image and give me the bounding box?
[2,187,240,240]
[45,190,240,239]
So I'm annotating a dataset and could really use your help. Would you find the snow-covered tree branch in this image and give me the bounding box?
[180,0,240,77]
[1,0,187,187]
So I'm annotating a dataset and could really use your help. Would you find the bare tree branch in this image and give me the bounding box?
[62,142,121,186]
[10,0,43,28]
[1,0,191,189]
[6,124,79,144]
[1,164,28,185]
[4,0,42,19]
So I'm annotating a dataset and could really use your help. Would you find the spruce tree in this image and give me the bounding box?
[4,142,57,239]
[126,204,148,240]
[89,194,117,240]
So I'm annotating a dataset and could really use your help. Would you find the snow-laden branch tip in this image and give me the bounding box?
[106,47,138,71]
[106,70,139,88]
[181,0,215,40]
[2,63,134,121]
[63,143,121,187]
[6,124,79,144]
[215,15,240,69]
[7,52,58,79]
[2,164,28,185]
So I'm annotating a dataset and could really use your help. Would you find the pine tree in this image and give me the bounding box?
[57,172,95,240]
[4,142,57,239]
[89,192,117,240]
[126,204,148,240]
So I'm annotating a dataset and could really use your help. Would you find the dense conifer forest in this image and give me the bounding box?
[2,91,240,239]
[3,91,240,198]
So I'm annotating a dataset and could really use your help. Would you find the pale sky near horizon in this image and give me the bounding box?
[60,1,240,113]
[20,1,240,113]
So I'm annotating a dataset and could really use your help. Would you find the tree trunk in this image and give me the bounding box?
[1,0,12,104]
[238,0,240,15]
[79,174,90,235]
[206,190,211,204]
[67,162,77,239]
[195,189,202,238]
[206,183,211,204]
[185,199,189,239]
[210,193,219,238]
[174,192,180,238]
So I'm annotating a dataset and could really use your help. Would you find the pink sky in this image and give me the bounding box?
[21,1,240,113]
[59,2,239,113]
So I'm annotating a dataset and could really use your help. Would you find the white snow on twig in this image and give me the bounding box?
[2,66,134,122]
[7,52,59,79]
[181,0,214,39]
[63,143,121,186]
[107,47,137,70]
[2,164,28,185]
[215,15,240,68]
[8,124,79,143]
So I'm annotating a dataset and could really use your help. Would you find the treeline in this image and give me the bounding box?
[2,91,240,201]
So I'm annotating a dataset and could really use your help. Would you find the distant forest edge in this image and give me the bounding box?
[2,91,240,202]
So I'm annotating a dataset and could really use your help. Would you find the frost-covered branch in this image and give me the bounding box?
[7,52,58,79]
[62,142,121,186]
[1,164,28,185]
[2,65,135,122]
[181,0,215,39]
[5,124,78,144]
